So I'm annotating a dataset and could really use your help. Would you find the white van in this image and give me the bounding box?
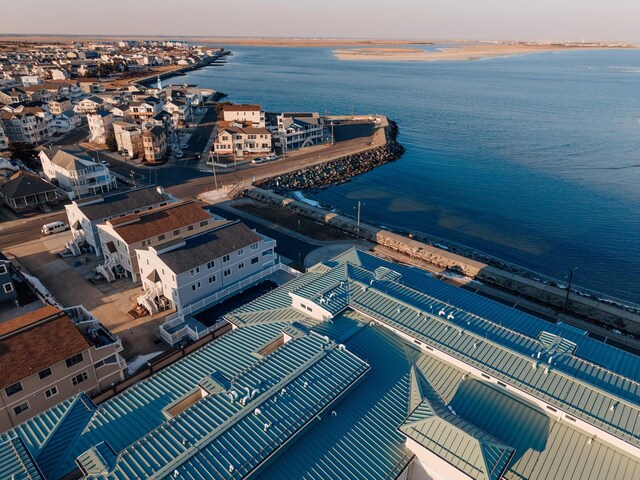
[41,221,70,235]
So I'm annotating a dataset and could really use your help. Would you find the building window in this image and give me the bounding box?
[190,267,200,276]
[222,254,230,263]
[223,269,231,277]
[66,353,84,368]
[187,225,194,231]
[38,368,52,380]
[173,229,180,236]
[199,221,207,227]
[3,283,13,293]
[208,275,216,283]
[250,243,259,251]
[5,382,23,397]
[0,264,7,274]
[71,372,88,386]
[44,386,58,399]
[238,248,244,256]
[207,261,214,269]
[238,263,244,270]
[13,402,29,416]
[251,257,259,265]
[158,234,165,241]
[94,355,117,369]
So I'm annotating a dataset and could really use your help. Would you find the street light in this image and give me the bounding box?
[563,267,578,311]
[354,200,365,227]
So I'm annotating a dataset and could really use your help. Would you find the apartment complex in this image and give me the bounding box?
[267,111,325,150]
[39,146,117,197]
[0,305,124,433]
[136,221,276,313]
[87,110,114,144]
[65,186,173,256]
[113,121,143,158]
[96,201,222,282]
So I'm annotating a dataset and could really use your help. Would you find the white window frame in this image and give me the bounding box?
[44,386,59,399]
[3,282,13,293]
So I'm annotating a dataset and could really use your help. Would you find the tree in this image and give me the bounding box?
[105,133,118,152]
[9,142,39,170]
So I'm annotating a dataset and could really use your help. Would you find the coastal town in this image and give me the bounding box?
[1,34,640,480]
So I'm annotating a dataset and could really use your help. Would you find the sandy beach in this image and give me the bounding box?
[334,43,635,61]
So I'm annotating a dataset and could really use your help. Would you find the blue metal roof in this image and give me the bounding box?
[1,323,368,480]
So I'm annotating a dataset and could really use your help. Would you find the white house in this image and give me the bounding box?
[0,124,8,150]
[221,104,265,127]
[39,146,117,197]
[75,96,105,114]
[96,201,222,282]
[50,110,81,134]
[87,110,114,144]
[65,186,173,256]
[213,122,272,158]
[136,221,277,314]
[267,112,325,150]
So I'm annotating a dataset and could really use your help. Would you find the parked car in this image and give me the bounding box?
[265,154,279,162]
[181,143,189,150]
[100,160,109,167]
[251,157,265,164]
[175,151,184,159]
[42,221,70,235]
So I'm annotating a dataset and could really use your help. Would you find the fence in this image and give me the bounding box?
[91,322,233,404]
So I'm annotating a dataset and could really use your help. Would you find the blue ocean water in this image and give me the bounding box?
[175,46,640,303]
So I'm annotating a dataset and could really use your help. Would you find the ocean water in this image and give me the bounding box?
[175,46,640,303]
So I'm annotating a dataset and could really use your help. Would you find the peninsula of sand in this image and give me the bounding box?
[333,42,636,62]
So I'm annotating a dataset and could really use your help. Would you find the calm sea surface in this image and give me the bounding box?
[175,46,640,303]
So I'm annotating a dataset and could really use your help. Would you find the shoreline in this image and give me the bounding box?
[333,44,636,62]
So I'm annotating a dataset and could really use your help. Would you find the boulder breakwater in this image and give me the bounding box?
[255,120,404,192]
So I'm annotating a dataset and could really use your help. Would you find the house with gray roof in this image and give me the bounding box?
[39,146,116,197]
[0,171,62,213]
[136,220,277,317]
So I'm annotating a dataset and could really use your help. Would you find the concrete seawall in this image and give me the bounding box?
[244,187,640,337]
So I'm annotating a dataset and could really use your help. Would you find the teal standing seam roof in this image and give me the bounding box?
[0,436,43,480]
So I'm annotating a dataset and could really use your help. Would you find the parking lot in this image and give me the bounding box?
[5,230,172,360]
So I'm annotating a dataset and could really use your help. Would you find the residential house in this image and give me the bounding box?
[0,87,27,105]
[136,221,276,313]
[50,68,68,80]
[39,146,117,197]
[0,251,17,305]
[96,201,221,282]
[221,104,265,127]
[113,121,143,158]
[0,110,50,145]
[74,95,104,114]
[163,98,190,125]
[0,305,124,432]
[127,96,163,121]
[213,121,272,158]
[142,125,167,163]
[65,186,173,255]
[0,123,8,150]
[0,171,62,213]
[267,112,324,150]
[87,110,114,144]
[110,104,130,121]
[19,75,42,87]
[48,96,72,115]
[50,109,80,134]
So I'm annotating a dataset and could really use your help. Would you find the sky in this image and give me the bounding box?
[1,0,638,42]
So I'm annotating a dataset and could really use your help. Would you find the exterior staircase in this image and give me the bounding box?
[96,254,117,283]
[137,285,160,315]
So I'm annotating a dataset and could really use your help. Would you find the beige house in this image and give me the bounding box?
[113,121,143,158]
[0,305,125,433]
[96,201,221,282]
[48,96,73,115]
[142,125,167,163]
[221,104,265,127]
[213,122,272,158]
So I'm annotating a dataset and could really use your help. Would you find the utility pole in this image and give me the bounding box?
[212,152,219,190]
[563,267,577,311]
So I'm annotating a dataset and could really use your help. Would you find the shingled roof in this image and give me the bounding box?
[0,171,57,200]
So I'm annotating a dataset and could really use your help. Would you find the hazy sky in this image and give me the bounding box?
[2,0,638,42]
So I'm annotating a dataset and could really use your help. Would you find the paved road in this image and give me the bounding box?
[186,107,217,154]
[0,212,67,249]
[50,124,90,146]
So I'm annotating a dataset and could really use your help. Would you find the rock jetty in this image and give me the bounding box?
[255,120,405,192]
